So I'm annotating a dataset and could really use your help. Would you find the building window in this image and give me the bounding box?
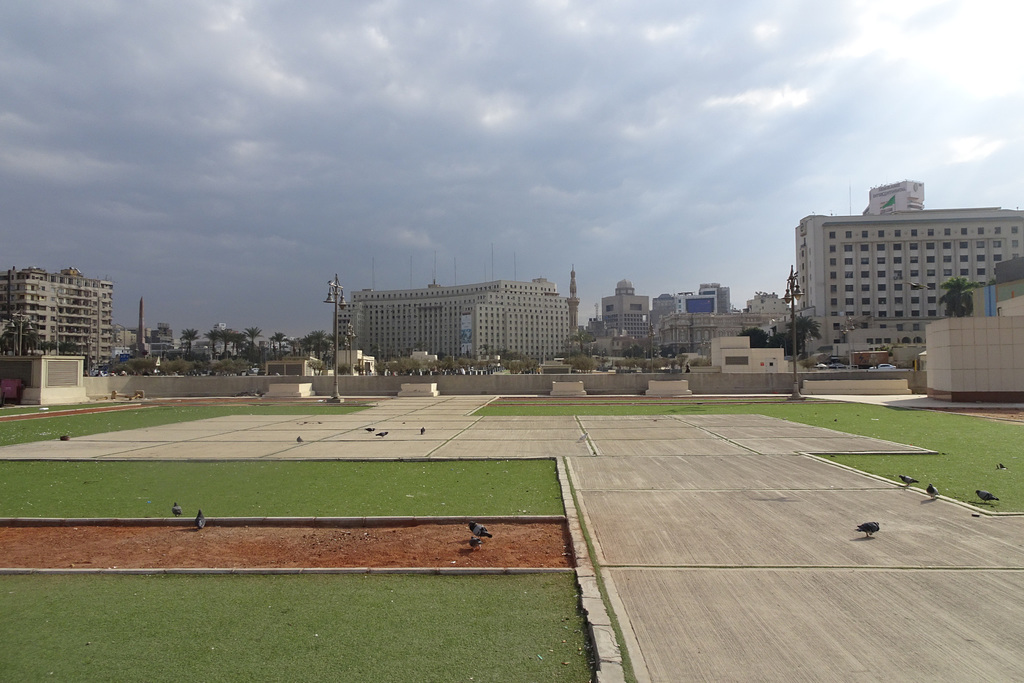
[830,298,838,306]
[926,255,935,263]
[829,258,837,266]
[861,284,870,291]
[861,244,869,251]
[877,311,887,317]
[845,244,853,252]
[944,269,953,276]
[845,298,854,305]
[845,272,853,279]
[959,241,968,249]
[895,297,903,304]
[862,230,868,238]
[845,284,854,292]
[994,255,1003,262]
[911,297,920,304]
[829,245,836,252]
[994,240,1002,247]
[845,258,854,265]
[960,255,969,262]
[927,229,934,236]
[878,283,887,291]
[878,297,887,304]
[978,268,986,276]
[861,298,870,305]
[977,254,986,261]
[976,240,985,248]
[861,271,870,278]
[877,271,886,278]
[943,255,952,262]
[876,244,885,251]
[960,269,969,275]
[829,231,836,238]
[877,257,886,264]
[846,230,853,238]
[860,257,870,265]
[894,257,903,264]
[995,226,1002,234]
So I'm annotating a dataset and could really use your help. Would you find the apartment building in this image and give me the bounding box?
[600,279,650,338]
[340,278,570,360]
[796,205,1024,351]
[0,266,113,369]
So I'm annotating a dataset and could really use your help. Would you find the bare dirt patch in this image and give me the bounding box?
[924,408,1024,423]
[0,522,573,570]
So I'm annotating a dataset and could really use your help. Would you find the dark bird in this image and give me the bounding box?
[926,484,938,498]
[172,502,182,516]
[576,433,588,443]
[195,509,206,530]
[296,436,303,443]
[375,431,389,437]
[909,282,927,290]
[469,537,483,550]
[976,490,999,502]
[856,521,880,537]
[365,427,375,432]
[59,435,70,441]
[997,463,1007,470]
[420,427,426,435]
[899,475,918,486]
[468,521,493,538]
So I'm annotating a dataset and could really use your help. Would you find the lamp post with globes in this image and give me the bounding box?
[783,266,804,400]
[323,274,346,403]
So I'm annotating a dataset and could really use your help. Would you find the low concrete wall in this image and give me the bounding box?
[646,380,692,396]
[398,382,439,397]
[82,370,928,400]
[803,379,912,395]
[551,381,586,397]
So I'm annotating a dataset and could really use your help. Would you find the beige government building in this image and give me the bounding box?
[340,278,570,361]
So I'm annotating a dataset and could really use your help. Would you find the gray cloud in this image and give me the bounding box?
[2,0,1022,336]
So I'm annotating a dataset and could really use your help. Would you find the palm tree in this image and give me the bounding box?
[180,329,199,358]
[786,316,822,358]
[269,332,288,360]
[243,327,263,363]
[204,328,223,359]
[939,276,981,317]
[304,330,329,361]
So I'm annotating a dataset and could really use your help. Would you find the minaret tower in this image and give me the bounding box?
[568,266,580,332]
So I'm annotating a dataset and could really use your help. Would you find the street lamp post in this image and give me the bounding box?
[323,274,346,403]
[783,266,804,401]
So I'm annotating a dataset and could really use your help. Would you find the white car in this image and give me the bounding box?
[869,363,898,370]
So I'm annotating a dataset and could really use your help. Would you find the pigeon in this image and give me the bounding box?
[420,427,426,435]
[909,282,927,290]
[576,433,588,443]
[375,431,389,438]
[365,427,375,432]
[59,435,70,441]
[195,509,206,529]
[976,490,999,502]
[899,475,918,486]
[856,521,880,537]
[926,484,938,498]
[997,463,1007,470]
[296,436,303,443]
[172,502,182,516]
[469,536,483,550]
[468,521,493,538]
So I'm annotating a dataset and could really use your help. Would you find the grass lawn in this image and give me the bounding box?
[477,400,1024,511]
[0,459,563,518]
[0,404,368,447]
[0,573,591,683]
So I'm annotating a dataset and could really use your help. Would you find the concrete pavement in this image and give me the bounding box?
[4,395,1024,682]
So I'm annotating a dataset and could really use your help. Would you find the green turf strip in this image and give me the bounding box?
[477,401,1024,511]
[0,404,368,447]
[0,573,591,683]
[0,460,563,518]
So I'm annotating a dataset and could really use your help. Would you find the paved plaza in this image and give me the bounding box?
[5,395,1024,681]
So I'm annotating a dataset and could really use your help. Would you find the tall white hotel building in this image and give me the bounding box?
[796,181,1024,353]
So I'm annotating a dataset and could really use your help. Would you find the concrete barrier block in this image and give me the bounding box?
[645,379,692,396]
[398,382,439,397]
[803,379,912,395]
[265,382,313,398]
[551,381,586,397]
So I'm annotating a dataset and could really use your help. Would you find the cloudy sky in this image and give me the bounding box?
[3,0,1023,337]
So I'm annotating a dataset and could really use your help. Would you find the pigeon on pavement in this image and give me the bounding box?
[899,475,918,486]
[420,427,426,435]
[376,431,389,437]
[59,435,70,441]
[926,484,938,498]
[856,521,880,537]
[195,509,206,530]
[172,502,182,516]
[365,427,375,432]
[470,537,483,550]
[976,490,999,502]
[296,436,303,443]
[469,521,493,538]
[577,433,588,443]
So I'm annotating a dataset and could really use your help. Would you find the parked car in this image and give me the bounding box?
[826,362,847,369]
[869,363,898,370]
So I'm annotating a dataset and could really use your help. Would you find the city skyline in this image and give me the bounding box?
[3,1,1022,336]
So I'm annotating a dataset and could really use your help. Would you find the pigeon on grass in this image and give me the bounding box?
[926,484,938,499]
[195,510,206,530]
[856,521,880,537]
[172,502,182,517]
[976,490,999,503]
[997,463,1007,470]
[469,522,493,538]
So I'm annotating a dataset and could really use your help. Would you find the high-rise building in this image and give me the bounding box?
[0,266,113,369]
[797,188,1024,352]
[340,278,570,360]
[600,279,649,338]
